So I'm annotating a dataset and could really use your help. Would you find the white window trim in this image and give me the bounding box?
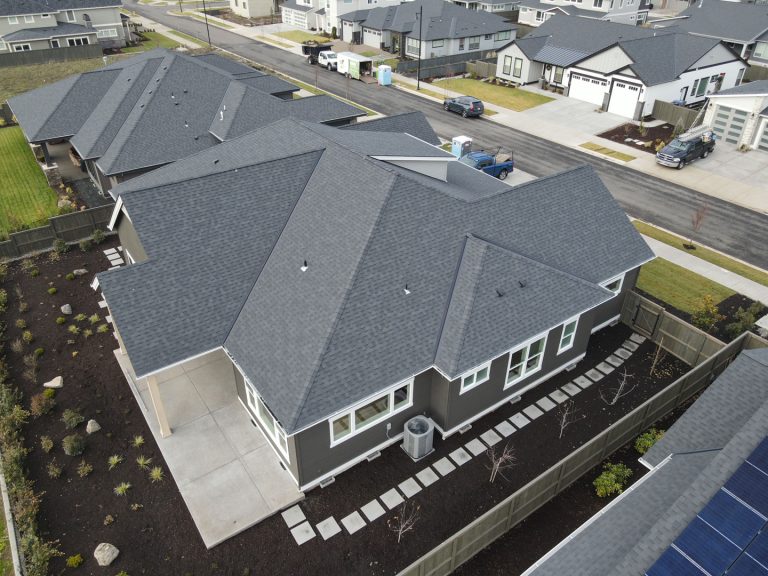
[459,361,492,394]
[0,40,5,51]
[97,28,118,38]
[66,10,76,22]
[24,14,34,22]
[329,378,414,447]
[600,273,625,295]
[67,36,90,46]
[50,39,59,48]
[557,315,580,354]
[504,332,548,389]
[7,16,18,24]
[244,380,290,460]
[13,43,31,51]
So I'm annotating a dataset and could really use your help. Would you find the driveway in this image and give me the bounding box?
[693,146,768,190]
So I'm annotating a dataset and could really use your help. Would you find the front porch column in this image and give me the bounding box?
[40,142,52,167]
[146,375,172,438]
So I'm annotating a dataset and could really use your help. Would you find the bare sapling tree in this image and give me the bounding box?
[557,400,585,439]
[599,369,637,406]
[688,203,709,249]
[650,338,668,377]
[388,501,420,543]
[486,443,516,483]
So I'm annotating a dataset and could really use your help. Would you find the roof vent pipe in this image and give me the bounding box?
[220,110,224,121]
[404,284,411,295]
[518,280,526,288]
[301,260,309,272]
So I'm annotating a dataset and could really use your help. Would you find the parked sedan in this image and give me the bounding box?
[443,96,484,118]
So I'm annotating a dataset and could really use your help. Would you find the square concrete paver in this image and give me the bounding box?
[574,375,592,389]
[316,516,341,540]
[523,405,544,420]
[605,354,623,367]
[290,521,315,545]
[380,488,404,510]
[103,248,117,256]
[450,447,472,466]
[596,362,615,375]
[187,358,239,413]
[549,390,569,404]
[361,499,386,522]
[212,402,267,457]
[282,505,306,528]
[158,373,210,429]
[398,477,422,498]
[510,413,530,428]
[562,383,582,396]
[586,369,604,382]
[433,457,456,476]
[615,347,632,360]
[241,445,302,511]
[623,340,640,352]
[536,397,556,411]
[416,467,440,487]
[465,438,487,456]
[480,429,502,446]
[495,420,515,437]
[629,333,646,344]
[341,511,366,535]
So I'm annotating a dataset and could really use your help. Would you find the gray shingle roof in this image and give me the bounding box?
[517,0,606,19]
[1,21,94,41]
[340,9,369,21]
[661,0,768,44]
[99,118,652,434]
[280,0,312,12]
[0,0,120,16]
[341,111,440,145]
[714,79,768,96]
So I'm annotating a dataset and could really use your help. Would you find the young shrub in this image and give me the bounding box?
[40,436,54,453]
[47,287,57,295]
[92,228,106,245]
[21,330,33,344]
[43,388,55,399]
[78,239,92,252]
[30,268,40,277]
[61,409,84,430]
[0,288,6,313]
[725,302,766,339]
[107,454,123,470]
[15,319,26,329]
[17,300,28,313]
[56,317,66,325]
[97,324,110,334]
[149,466,164,483]
[67,325,80,336]
[691,295,725,333]
[33,347,44,358]
[20,258,37,274]
[52,239,68,254]
[76,460,93,478]
[29,392,56,418]
[635,428,665,455]
[88,314,100,325]
[136,455,152,470]
[594,462,633,498]
[22,354,38,385]
[82,329,93,339]
[131,435,145,448]
[65,554,84,568]
[46,459,62,479]
[115,571,130,576]
[65,273,75,281]
[113,482,131,496]
[73,313,87,322]
[62,434,86,456]
[103,514,114,526]
[10,339,23,354]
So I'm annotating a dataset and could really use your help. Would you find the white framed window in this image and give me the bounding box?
[24,14,34,23]
[406,36,420,56]
[503,55,512,75]
[66,10,75,21]
[97,28,118,38]
[558,316,579,354]
[13,43,31,51]
[0,40,5,51]
[7,16,18,24]
[469,35,480,50]
[67,36,90,46]
[535,10,544,22]
[484,33,492,40]
[329,378,413,445]
[601,274,624,294]
[494,30,510,41]
[50,39,59,48]
[513,57,522,78]
[432,39,443,48]
[460,361,492,394]
[244,381,289,459]
[505,334,547,387]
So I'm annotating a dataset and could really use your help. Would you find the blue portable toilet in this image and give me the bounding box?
[451,136,472,158]
[378,64,392,86]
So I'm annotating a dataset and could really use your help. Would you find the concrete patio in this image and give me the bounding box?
[114,348,303,548]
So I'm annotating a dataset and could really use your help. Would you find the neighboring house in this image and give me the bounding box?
[340,0,515,59]
[452,0,521,13]
[7,49,364,196]
[522,345,768,576]
[0,0,128,53]
[341,110,442,144]
[96,116,653,492]
[517,0,651,27]
[704,80,768,151]
[495,16,746,119]
[230,0,273,19]
[280,0,402,34]
[651,0,768,67]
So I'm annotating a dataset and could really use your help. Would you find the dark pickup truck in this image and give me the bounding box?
[656,130,716,170]
[458,150,514,179]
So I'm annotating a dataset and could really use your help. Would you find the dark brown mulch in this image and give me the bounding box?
[598,122,675,154]
[1,245,689,576]
[453,395,700,576]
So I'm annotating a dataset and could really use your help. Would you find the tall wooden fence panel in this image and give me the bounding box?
[466,60,497,79]
[650,100,700,131]
[396,51,497,80]
[0,45,103,68]
[397,329,767,576]
[745,66,768,82]
[0,204,114,261]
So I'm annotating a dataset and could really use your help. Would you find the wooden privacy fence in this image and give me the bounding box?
[397,331,766,576]
[745,66,768,82]
[0,204,114,261]
[0,44,103,68]
[620,291,725,366]
[396,51,496,80]
[651,100,700,132]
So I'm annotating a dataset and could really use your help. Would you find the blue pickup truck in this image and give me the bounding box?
[458,151,514,180]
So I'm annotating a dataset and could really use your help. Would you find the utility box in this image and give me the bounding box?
[402,416,434,461]
[452,135,472,158]
[377,64,392,86]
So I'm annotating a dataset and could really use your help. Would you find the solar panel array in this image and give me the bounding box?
[646,436,768,576]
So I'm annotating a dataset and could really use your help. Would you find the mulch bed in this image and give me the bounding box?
[1,246,690,575]
[598,122,675,154]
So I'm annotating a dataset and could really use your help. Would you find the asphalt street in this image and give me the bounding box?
[128,0,768,269]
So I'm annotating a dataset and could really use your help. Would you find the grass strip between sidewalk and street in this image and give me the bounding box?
[637,258,735,314]
[579,142,635,162]
[634,220,768,288]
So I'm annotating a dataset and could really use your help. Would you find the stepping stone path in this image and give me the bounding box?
[98,300,108,309]
[380,488,404,510]
[549,390,569,404]
[416,467,439,488]
[465,438,487,456]
[596,361,614,375]
[510,413,530,428]
[606,355,623,367]
[433,457,456,476]
[290,522,315,545]
[586,368,604,382]
[449,447,472,466]
[629,333,646,344]
[622,340,640,352]
[316,517,341,540]
[574,375,592,389]
[614,347,632,360]
[281,505,305,528]
[562,383,582,396]
[341,511,366,535]
[398,477,422,498]
[523,405,543,420]
[480,429,502,446]
[494,420,515,438]
[361,499,386,522]
[536,397,556,411]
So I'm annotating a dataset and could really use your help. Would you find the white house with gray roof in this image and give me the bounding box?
[96,115,653,491]
[0,0,128,53]
[704,80,768,151]
[279,0,402,34]
[495,16,746,119]
[517,0,651,27]
[340,0,515,59]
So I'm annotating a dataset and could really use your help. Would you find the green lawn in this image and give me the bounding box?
[432,78,554,111]
[0,58,109,102]
[122,31,189,52]
[0,514,12,575]
[580,142,636,162]
[634,220,768,288]
[637,258,735,314]
[274,30,331,44]
[360,50,378,57]
[0,127,58,239]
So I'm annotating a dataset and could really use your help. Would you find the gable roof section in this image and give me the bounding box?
[713,79,768,97]
[0,0,119,16]
[99,119,653,434]
[341,111,440,146]
[668,0,768,44]
[2,21,95,41]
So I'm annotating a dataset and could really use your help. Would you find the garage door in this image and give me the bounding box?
[607,81,641,119]
[757,121,768,152]
[712,105,748,145]
[568,74,608,107]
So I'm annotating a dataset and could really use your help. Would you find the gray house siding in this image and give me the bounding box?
[116,216,148,263]
[592,266,640,328]
[429,370,450,430]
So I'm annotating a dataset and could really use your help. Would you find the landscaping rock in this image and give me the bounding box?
[94,543,119,566]
[61,304,72,315]
[43,376,63,389]
[86,419,101,434]
[73,269,88,277]
[57,198,72,209]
